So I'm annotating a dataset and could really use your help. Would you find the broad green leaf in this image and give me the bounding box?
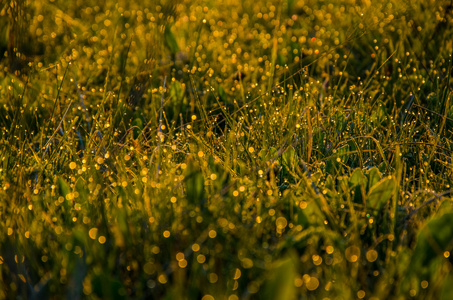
[378,161,387,173]
[310,171,322,185]
[269,147,278,159]
[411,213,453,269]
[324,174,337,199]
[349,168,366,204]
[72,228,87,246]
[441,274,453,300]
[261,254,297,300]
[338,175,349,193]
[294,208,309,228]
[259,147,278,162]
[349,168,364,187]
[258,149,268,161]
[282,146,298,168]
[436,199,453,215]
[324,174,333,189]
[366,167,381,192]
[402,212,453,293]
[367,176,395,212]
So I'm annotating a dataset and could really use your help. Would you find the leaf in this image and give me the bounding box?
[259,147,278,162]
[325,174,335,190]
[218,85,227,102]
[269,147,278,159]
[366,167,381,192]
[366,176,395,212]
[402,212,453,293]
[282,146,298,168]
[411,213,453,269]
[349,168,366,204]
[72,229,87,246]
[349,168,364,187]
[164,24,179,55]
[277,53,286,66]
[441,274,453,300]
[436,199,453,215]
[57,176,70,198]
[261,254,297,300]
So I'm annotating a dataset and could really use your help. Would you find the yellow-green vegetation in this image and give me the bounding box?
[1,0,453,299]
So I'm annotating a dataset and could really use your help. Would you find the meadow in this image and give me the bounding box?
[1,0,453,299]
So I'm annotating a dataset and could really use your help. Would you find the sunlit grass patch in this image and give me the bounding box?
[1,0,453,299]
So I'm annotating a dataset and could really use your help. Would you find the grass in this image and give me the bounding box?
[1,0,453,299]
